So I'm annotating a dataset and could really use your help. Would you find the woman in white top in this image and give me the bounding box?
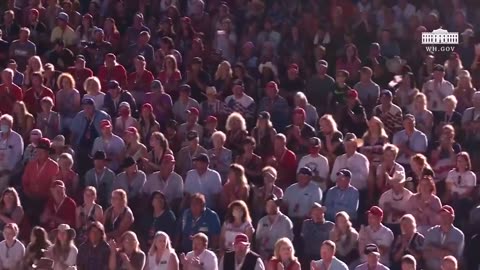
[83,76,106,110]
[75,186,104,244]
[46,224,78,270]
[146,231,179,270]
[0,223,25,270]
[445,152,476,226]
[219,200,254,254]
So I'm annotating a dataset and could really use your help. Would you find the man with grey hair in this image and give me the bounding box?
[0,114,23,190]
[0,68,22,114]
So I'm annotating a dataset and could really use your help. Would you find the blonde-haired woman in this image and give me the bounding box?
[391,214,424,266]
[225,112,248,157]
[123,127,148,163]
[75,186,103,244]
[375,144,405,196]
[104,189,134,242]
[250,111,277,159]
[407,176,441,235]
[214,61,233,98]
[318,114,343,166]
[453,69,475,113]
[410,93,433,140]
[146,231,179,270]
[252,166,284,221]
[362,117,390,202]
[83,76,105,110]
[267,238,301,270]
[220,164,250,209]
[158,55,182,98]
[108,231,146,270]
[329,211,359,265]
[56,152,79,198]
[56,73,81,131]
[12,101,35,140]
[24,56,44,90]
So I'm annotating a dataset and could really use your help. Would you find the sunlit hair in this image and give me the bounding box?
[120,231,140,252]
[84,76,101,94]
[400,214,417,233]
[164,54,179,72]
[225,200,252,223]
[148,231,174,256]
[322,240,336,252]
[57,72,76,89]
[215,61,232,80]
[226,112,246,131]
[229,163,248,186]
[3,223,19,236]
[335,211,352,228]
[58,153,74,169]
[442,255,458,269]
[192,232,208,246]
[410,153,431,171]
[363,116,388,140]
[150,131,170,151]
[262,166,277,179]
[28,56,44,73]
[84,186,97,198]
[417,176,436,194]
[86,221,105,241]
[275,133,286,143]
[319,114,338,132]
[211,131,226,145]
[383,143,399,158]
[456,151,472,171]
[0,114,13,126]
[414,93,428,110]
[112,189,128,206]
[273,238,296,261]
[0,187,21,208]
[294,92,309,105]
[443,95,458,107]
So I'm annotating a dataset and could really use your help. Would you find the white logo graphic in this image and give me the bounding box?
[421,28,459,53]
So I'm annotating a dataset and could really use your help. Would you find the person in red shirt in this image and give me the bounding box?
[40,180,77,232]
[22,137,60,224]
[67,55,93,95]
[23,72,55,115]
[0,68,23,114]
[97,53,127,92]
[157,54,182,98]
[127,55,154,106]
[268,133,297,190]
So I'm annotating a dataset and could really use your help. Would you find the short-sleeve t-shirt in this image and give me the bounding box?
[446,169,477,196]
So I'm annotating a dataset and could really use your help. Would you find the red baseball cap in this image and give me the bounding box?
[234,233,249,246]
[100,120,112,129]
[206,115,218,123]
[293,107,306,118]
[163,154,175,163]
[367,206,384,218]
[288,63,299,72]
[30,8,39,16]
[125,127,138,134]
[266,81,278,90]
[348,89,359,99]
[439,205,455,217]
[142,103,153,112]
[186,107,199,116]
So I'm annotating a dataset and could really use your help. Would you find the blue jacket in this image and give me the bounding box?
[70,109,111,147]
[103,90,137,118]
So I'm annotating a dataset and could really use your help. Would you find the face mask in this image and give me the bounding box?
[232,210,243,218]
[0,125,9,133]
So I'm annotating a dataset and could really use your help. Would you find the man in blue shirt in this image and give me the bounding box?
[178,193,221,253]
[324,169,359,222]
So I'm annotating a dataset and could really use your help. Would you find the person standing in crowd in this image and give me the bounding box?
[296,137,330,192]
[0,114,23,190]
[255,195,293,261]
[391,214,424,270]
[103,80,137,119]
[219,233,264,270]
[91,120,125,173]
[354,244,390,270]
[108,231,146,270]
[22,226,52,269]
[358,206,394,267]
[301,203,335,265]
[103,189,134,242]
[324,169,359,222]
[84,151,116,208]
[270,133,297,190]
[46,224,78,270]
[258,81,290,133]
[423,205,464,270]
[180,233,218,270]
[177,193,221,253]
[207,131,232,183]
[285,107,316,156]
[40,180,76,232]
[178,107,203,148]
[0,68,23,115]
[0,222,25,269]
[75,187,103,244]
[143,154,183,206]
[76,222,110,270]
[127,55,154,106]
[423,65,454,120]
[219,200,254,254]
[146,231,179,270]
[310,240,349,270]
[266,238,301,270]
[113,157,146,203]
[373,90,403,137]
[393,114,428,173]
[175,131,207,179]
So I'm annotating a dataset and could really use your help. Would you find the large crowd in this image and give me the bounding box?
[0,0,480,269]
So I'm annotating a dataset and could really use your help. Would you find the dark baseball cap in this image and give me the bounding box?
[107,80,119,89]
[364,244,380,255]
[258,111,271,120]
[309,137,321,147]
[192,153,209,163]
[336,169,352,178]
[186,130,198,140]
[82,98,95,106]
[433,64,445,72]
[298,167,313,176]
